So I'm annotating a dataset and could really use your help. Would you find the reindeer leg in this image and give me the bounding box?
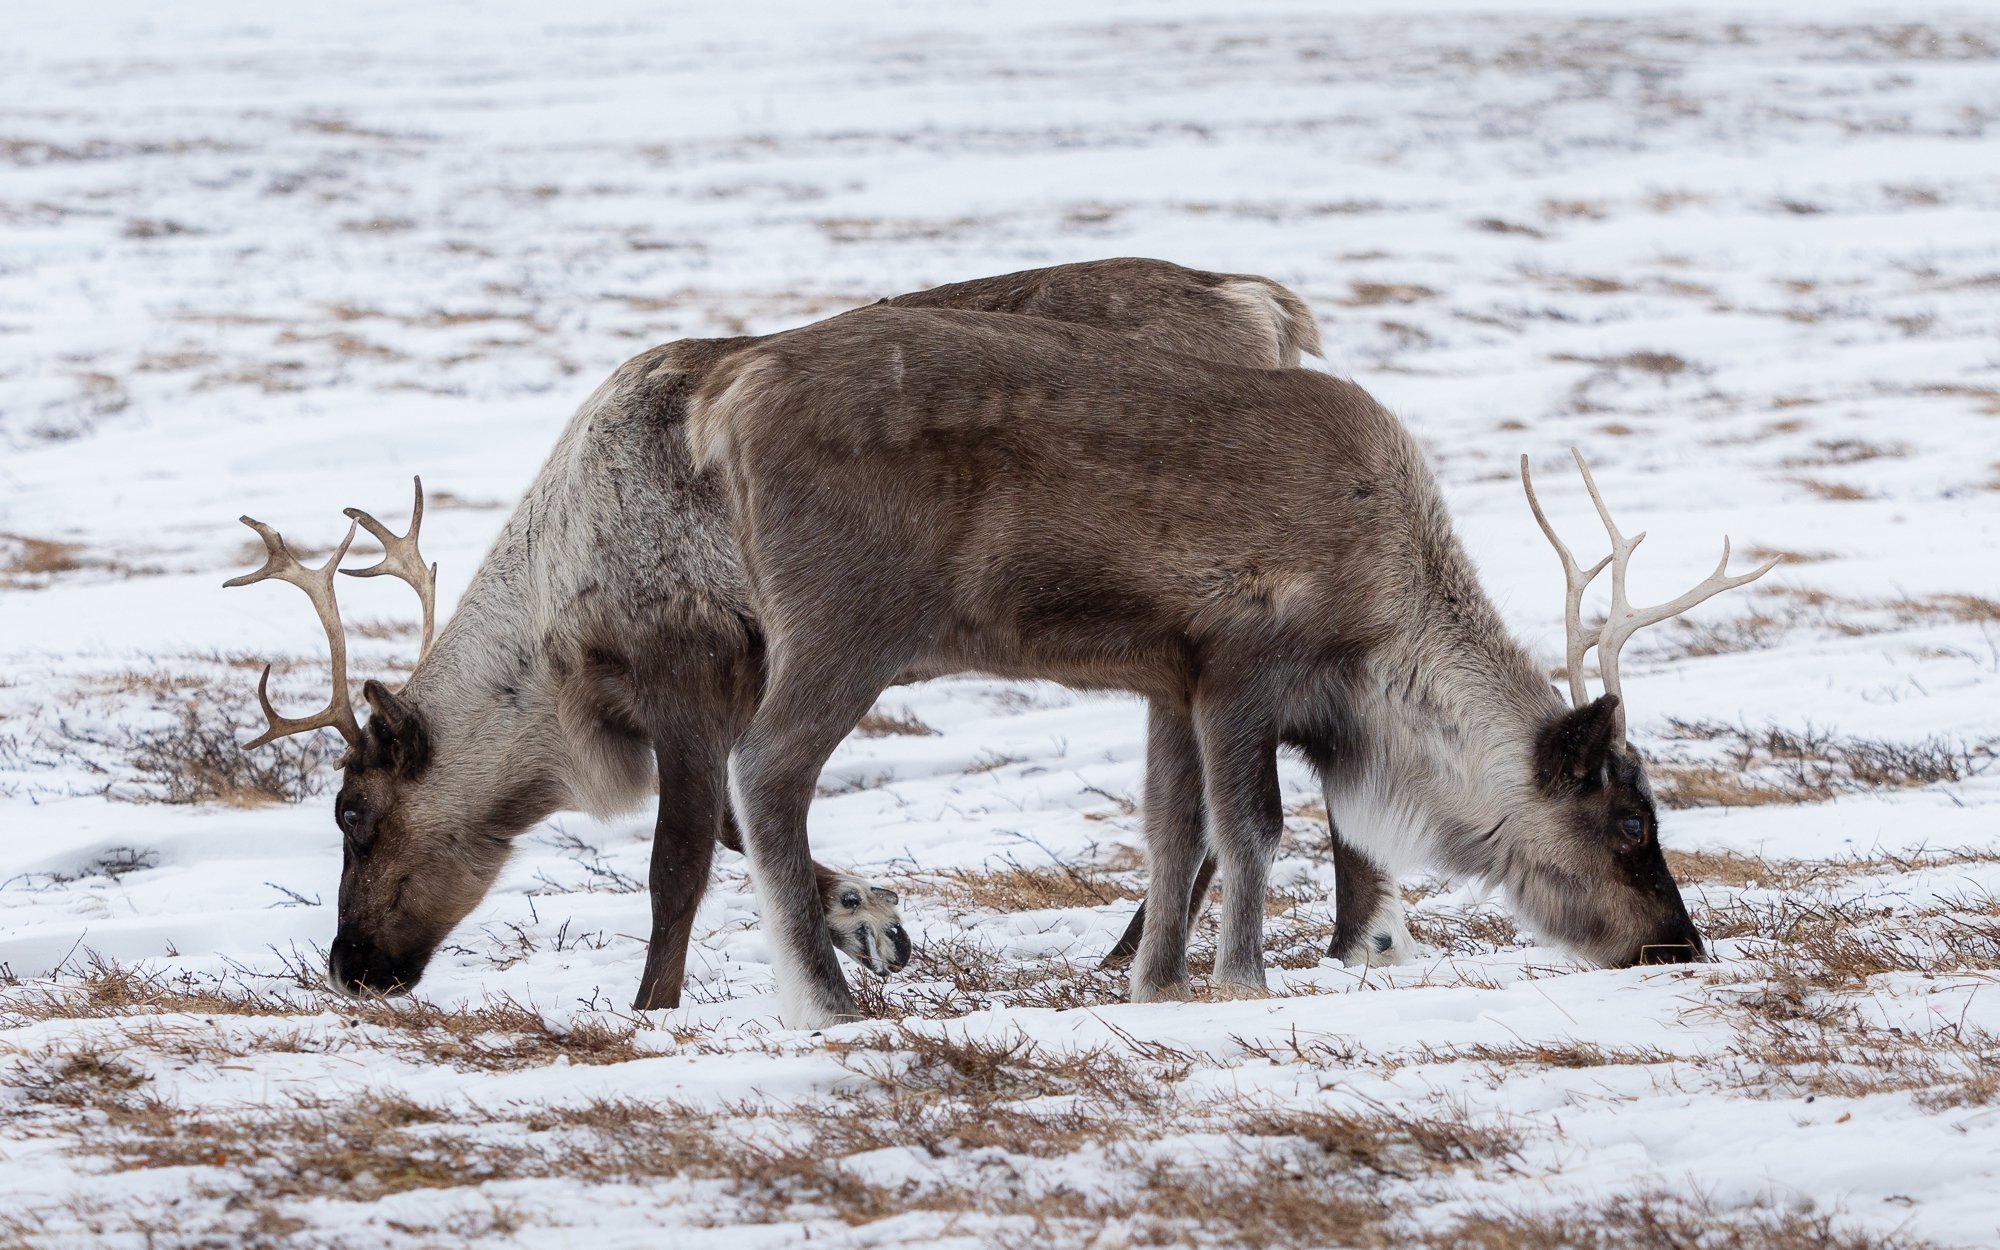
[1326,824,1415,967]
[1106,696,1213,969]
[730,646,903,1030]
[1128,700,1209,1002]
[1104,855,1215,967]
[718,766,910,975]
[1191,679,1283,997]
[633,726,726,1011]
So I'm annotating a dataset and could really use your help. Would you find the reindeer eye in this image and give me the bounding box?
[339,805,364,836]
[840,890,862,909]
[1619,815,1646,841]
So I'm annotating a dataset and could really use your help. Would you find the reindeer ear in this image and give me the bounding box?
[361,679,431,778]
[1535,694,1621,793]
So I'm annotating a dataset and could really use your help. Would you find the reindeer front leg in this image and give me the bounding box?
[729,644,907,1029]
[633,730,726,1011]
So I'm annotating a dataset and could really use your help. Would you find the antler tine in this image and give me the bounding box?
[1520,454,1611,708]
[341,475,437,664]
[224,516,361,748]
[1570,448,1780,737]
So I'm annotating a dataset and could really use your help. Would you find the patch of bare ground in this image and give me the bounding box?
[3,1018,1546,1244]
[1649,720,1993,810]
[1693,911,2000,1111]
[918,856,1142,913]
[2,957,648,1070]
[1671,846,2000,893]
[1431,1039,1679,1073]
[1552,349,1693,377]
[0,532,161,588]
[1745,546,1835,566]
[118,688,337,805]
[856,705,936,737]
[1795,476,1871,501]
[853,934,1131,1017]
[1782,438,1908,468]
[4,1035,1922,1250]
[816,215,985,244]
[1343,281,1436,305]
[0,533,83,580]
[346,615,419,642]
[273,328,407,360]
[1441,1195,1935,1250]
[1660,585,2000,658]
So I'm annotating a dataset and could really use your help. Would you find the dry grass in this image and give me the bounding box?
[6,1043,1920,1250]
[1794,477,1871,501]
[1649,720,1992,809]
[855,705,937,737]
[1344,281,1436,305]
[1666,849,1840,891]
[919,857,1142,912]
[0,958,645,1070]
[0,532,84,579]
[118,690,336,805]
[1554,350,1692,377]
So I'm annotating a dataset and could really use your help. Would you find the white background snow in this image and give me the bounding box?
[3,1,1999,1246]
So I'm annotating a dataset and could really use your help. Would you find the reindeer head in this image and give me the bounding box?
[225,481,500,997]
[1506,450,1779,968]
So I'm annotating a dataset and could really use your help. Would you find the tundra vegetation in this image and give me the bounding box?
[3,4,1999,1247]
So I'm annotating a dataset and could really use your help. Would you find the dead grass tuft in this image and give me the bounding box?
[0,532,86,584]
[920,856,1141,912]
[1651,721,1991,809]
[855,706,937,737]
[119,690,336,806]
[1555,349,1691,377]
[1233,1101,1520,1179]
[1666,849,1836,891]
[1794,477,1870,501]
[1445,1194,1934,1250]
[1343,281,1436,306]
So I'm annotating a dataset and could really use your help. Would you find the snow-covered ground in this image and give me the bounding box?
[4,1,2000,1245]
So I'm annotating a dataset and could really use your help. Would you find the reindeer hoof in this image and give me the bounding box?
[1129,978,1194,1004]
[1204,978,1272,1002]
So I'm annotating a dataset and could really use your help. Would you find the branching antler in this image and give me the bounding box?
[342,475,436,664]
[1571,449,1779,735]
[1520,454,1610,708]
[1524,448,1780,737]
[223,517,360,749]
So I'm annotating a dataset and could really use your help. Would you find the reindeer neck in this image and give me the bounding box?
[398,411,606,766]
[1328,511,1563,876]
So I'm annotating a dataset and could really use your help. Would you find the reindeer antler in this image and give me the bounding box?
[1520,454,1611,708]
[341,475,436,664]
[1524,448,1780,737]
[1570,449,1779,736]
[223,516,361,749]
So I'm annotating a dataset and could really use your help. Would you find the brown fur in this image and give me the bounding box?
[692,307,1702,1026]
[324,260,1326,1010]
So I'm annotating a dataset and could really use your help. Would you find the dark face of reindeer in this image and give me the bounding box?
[1513,694,1704,968]
[327,681,516,997]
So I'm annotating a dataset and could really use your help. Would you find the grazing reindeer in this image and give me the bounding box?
[688,309,1772,1028]
[1111,449,1780,971]
[227,258,1323,1009]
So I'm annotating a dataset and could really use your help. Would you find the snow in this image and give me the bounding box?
[4,1,2000,1246]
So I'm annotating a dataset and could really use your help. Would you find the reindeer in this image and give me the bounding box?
[686,307,1775,1028]
[225,258,1323,1010]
